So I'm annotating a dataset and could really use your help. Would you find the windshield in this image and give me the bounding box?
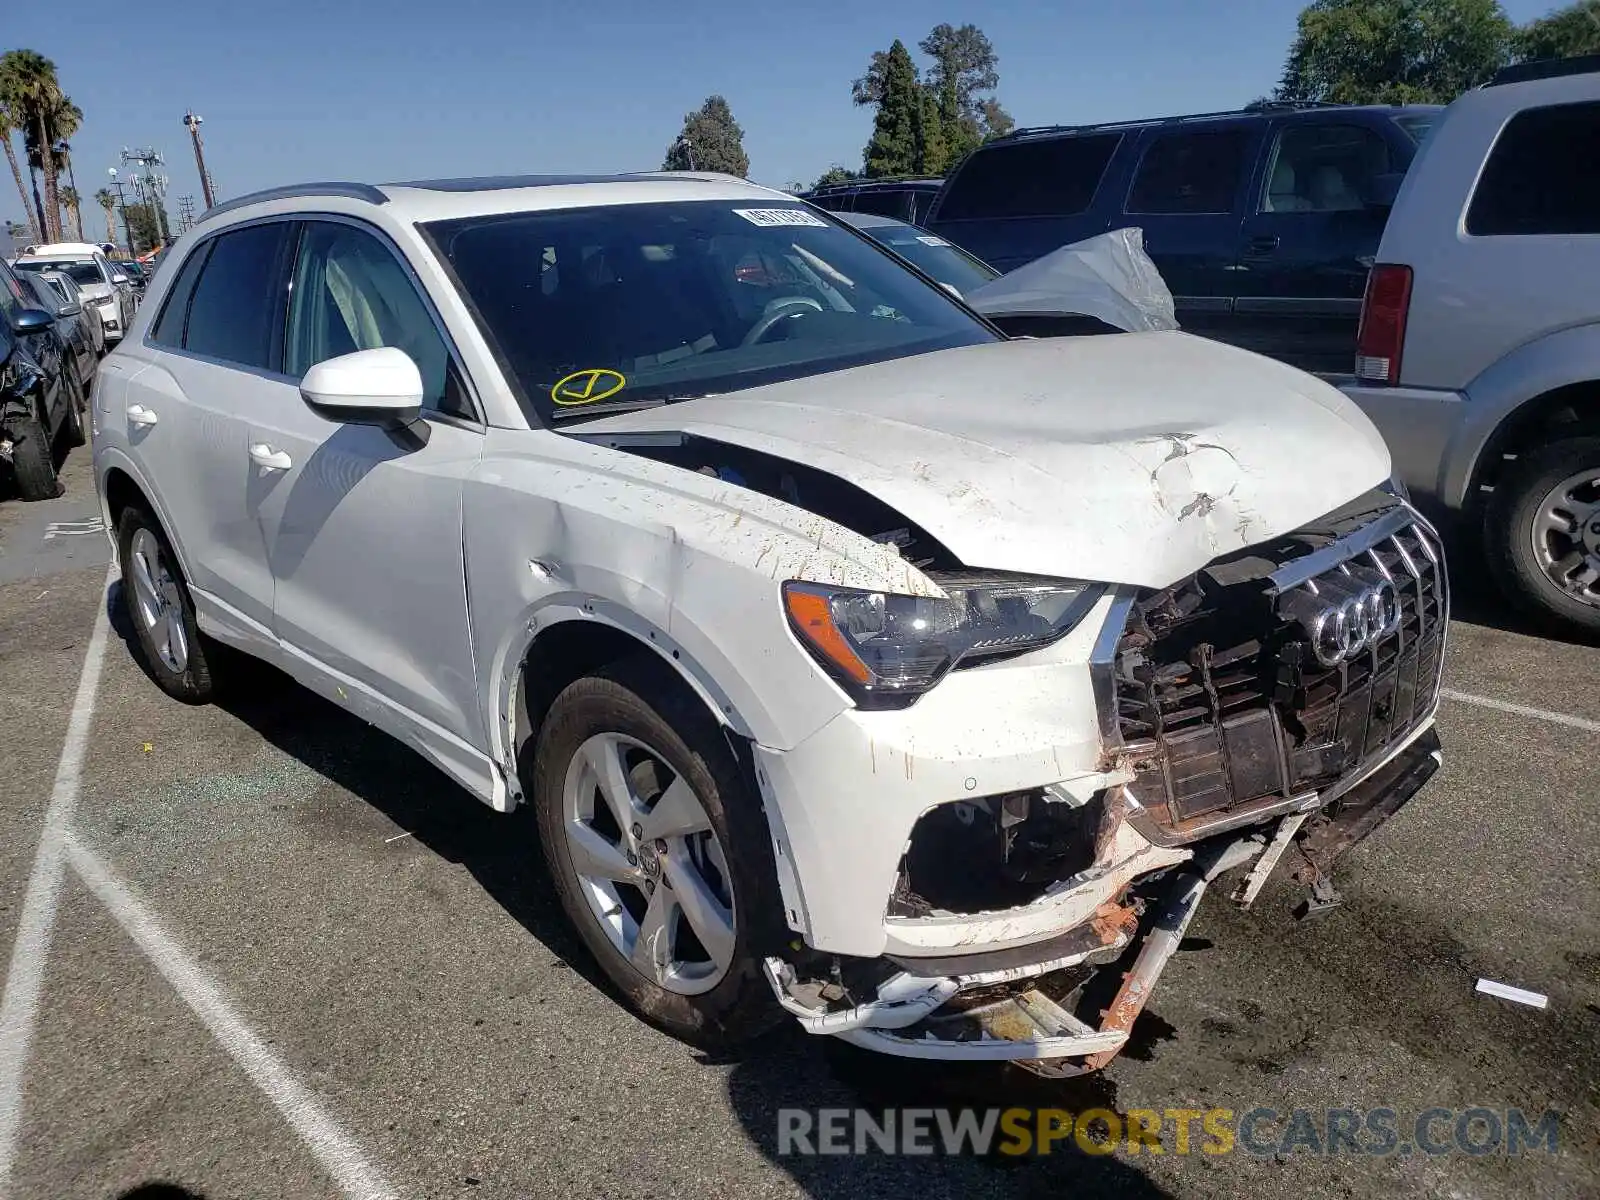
[423,199,996,424]
[1394,114,1437,145]
[858,225,998,295]
[15,259,102,287]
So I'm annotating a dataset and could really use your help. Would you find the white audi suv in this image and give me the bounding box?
[93,174,1447,1076]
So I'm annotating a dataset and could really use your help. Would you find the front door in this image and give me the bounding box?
[247,218,488,771]
[1233,120,1397,374]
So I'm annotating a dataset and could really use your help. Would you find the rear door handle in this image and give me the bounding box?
[248,443,293,471]
[126,403,158,428]
[1244,235,1281,256]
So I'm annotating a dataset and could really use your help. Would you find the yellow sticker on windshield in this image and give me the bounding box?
[550,368,627,407]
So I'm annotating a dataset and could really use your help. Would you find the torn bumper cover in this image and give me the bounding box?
[763,727,1441,1075]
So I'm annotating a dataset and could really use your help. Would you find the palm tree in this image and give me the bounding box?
[95,187,116,245]
[59,184,83,241]
[0,94,39,243]
[0,50,66,241]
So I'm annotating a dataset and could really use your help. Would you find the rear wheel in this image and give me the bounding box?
[6,395,62,501]
[59,369,88,448]
[531,656,784,1047]
[117,506,218,703]
[1486,436,1600,637]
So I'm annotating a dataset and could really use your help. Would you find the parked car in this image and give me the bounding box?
[34,269,106,356]
[836,211,1000,292]
[95,174,1446,1077]
[1342,56,1600,636]
[802,176,946,224]
[11,242,138,345]
[924,102,1441,375]
[1,258,87,500]
[117,258,150,295]
[19,269,97,392]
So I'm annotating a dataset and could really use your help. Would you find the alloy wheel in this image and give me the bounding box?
[128,527,190,673]
[560,732,737,995]
[1530,468,1600,610]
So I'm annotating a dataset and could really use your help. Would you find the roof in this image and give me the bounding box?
[807,177,944,194]
[197,172,787,227]
[994,101,1445,143]
[16,241,104,260]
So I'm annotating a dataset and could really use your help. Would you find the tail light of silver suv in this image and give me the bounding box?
[1355,264,1414,385]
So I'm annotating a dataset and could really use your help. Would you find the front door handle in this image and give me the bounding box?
[248,443,293,471]
[1244,234,1281,257]
[126,403,158,428]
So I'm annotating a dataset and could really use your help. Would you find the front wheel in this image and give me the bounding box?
[6,397,62,501]
[531,656,784,1047]
[1486,436,1600,637]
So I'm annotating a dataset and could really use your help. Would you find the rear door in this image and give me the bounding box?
[1119,122,1262,342]
[1234,118,1402,373]
[127,220,297,645]
[926,133,1127,271]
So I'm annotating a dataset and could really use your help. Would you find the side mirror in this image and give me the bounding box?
[9,308,54,336]
[300,347,425,432]
[111,273,129,284]
[57,301,82,318]
[1365,172,1405,210]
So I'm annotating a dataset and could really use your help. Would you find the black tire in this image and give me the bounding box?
[59,368,88,449]
[1485,435,1600,638]
[116,505,217,703]
[6,396,62,501]
[531,655,785,1048]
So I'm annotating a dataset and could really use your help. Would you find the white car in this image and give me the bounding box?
[12,241,138,344]
[93,174,1448,1076]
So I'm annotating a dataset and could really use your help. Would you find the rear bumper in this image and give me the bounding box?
[764,725,1442,1075]
[1338,380,1468,509]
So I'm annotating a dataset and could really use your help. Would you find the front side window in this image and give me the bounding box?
[1467,101,1600,236]
[182,222,293,369]
[1259,124,1391,214]
[285,222,468,418]
[937,135,1121,221]
[425,200,996,426]
[1127,128,1252,215]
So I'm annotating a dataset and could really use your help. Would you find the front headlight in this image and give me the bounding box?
[783,573,1103,709]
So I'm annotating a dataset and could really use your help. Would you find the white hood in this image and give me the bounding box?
[581,333,1392,588]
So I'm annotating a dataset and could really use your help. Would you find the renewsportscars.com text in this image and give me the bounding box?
[777,1106,1562,1158]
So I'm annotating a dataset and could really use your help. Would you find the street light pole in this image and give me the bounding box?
[184,112,216,209]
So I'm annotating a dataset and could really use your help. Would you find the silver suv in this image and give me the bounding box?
[1342,56,1600,635]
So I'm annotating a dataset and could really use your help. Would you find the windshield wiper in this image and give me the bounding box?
[549,393,718,422]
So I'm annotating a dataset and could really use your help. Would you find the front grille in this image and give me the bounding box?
[1111,505,1447,834]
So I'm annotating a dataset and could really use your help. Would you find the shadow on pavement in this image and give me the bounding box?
[115,1186,207,1199]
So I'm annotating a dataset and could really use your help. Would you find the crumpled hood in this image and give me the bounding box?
[580,333,1392,588]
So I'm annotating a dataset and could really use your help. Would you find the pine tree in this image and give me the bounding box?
[863,41,921,177]
[661,95,750,178]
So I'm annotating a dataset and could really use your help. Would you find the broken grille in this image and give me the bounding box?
[1111,507,1447,835]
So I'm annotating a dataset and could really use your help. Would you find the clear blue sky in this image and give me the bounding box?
[5,0,1560,229]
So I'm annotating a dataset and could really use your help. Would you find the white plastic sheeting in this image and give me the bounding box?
[965,227,1179,333]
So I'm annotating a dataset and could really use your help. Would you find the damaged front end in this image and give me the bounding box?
[762,497,1448,1076]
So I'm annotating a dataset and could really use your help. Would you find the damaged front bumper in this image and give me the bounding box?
[763,726,1441,1076]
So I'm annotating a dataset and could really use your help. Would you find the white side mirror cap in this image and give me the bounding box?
[299,347,425,425]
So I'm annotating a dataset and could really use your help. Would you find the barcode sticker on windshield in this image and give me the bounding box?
[733,208,829,228]
[916,235,952,247]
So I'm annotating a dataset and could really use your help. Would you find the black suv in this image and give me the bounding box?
[802,177,945,224]
[924,102,1441,374]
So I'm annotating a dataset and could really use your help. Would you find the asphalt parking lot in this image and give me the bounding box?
[0,450,1596,1200]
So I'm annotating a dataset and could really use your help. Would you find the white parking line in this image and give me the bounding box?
[0,571,394,1199]
[0,568,115,1190]
[66,837,397,1200]
[1443,688,1600,733]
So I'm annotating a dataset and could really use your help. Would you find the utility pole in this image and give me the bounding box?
[183,112,216,209]
[121,148,173,245]
[106,167,135,257]
[178,195,196,232]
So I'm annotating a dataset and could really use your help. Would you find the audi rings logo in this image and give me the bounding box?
[1283,577,1403,666]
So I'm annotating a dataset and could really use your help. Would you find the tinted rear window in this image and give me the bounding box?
[1467,101,1600,236]
[849,189,911,218]
[1126,128,1252,215]
[936,134,1121,220]
[182,222,293,369]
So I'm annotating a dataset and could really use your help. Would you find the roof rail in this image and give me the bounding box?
[200,182,388,222]
[996,101,1351,141]
[1489,53,1600,87]
[808,175,943,192]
